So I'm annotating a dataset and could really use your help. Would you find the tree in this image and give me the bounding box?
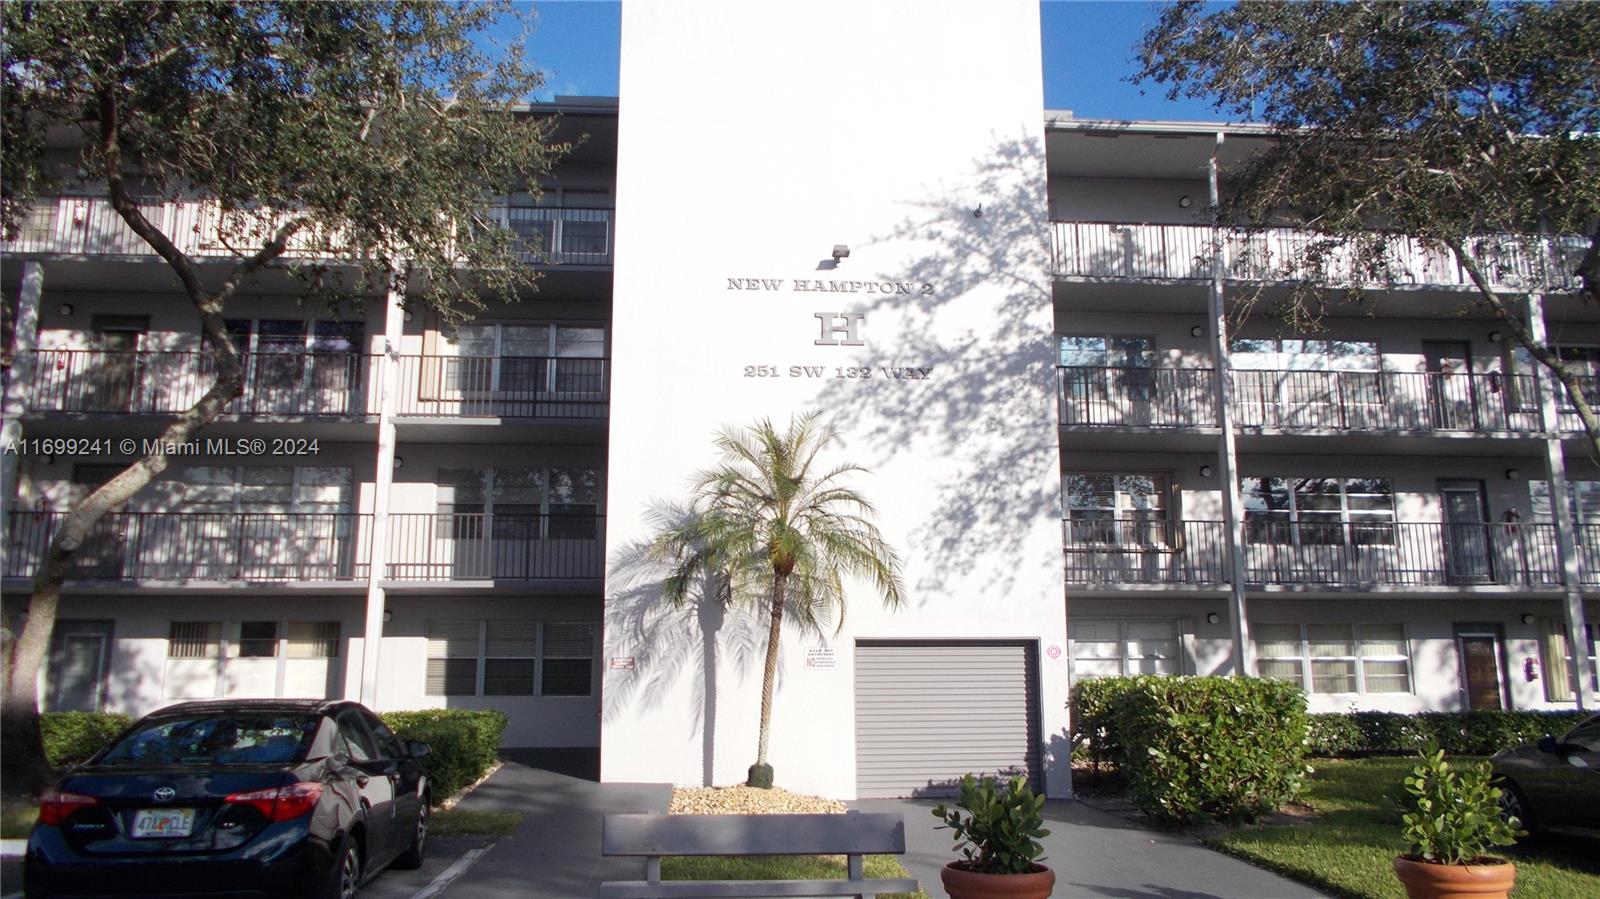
[0,0,562,794]
[1136,0,1600,454]
[652,413,905,788]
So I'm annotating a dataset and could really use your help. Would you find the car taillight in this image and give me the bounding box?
[225,782,324,822]
[38,790,99,825]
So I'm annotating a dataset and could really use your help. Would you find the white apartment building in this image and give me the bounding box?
[3,0,1593,801]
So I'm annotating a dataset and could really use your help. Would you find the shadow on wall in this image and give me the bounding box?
[604,500,769,786]
[812,132,1060,601]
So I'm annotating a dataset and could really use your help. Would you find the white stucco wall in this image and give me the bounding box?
[603,0,1068,798]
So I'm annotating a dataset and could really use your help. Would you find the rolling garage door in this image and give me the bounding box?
[854,640,1040,798]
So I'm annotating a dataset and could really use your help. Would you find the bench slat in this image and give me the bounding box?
[602,813,907,856]
[598,877,921,898]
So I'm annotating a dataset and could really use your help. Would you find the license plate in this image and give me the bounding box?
[131,808,195,838]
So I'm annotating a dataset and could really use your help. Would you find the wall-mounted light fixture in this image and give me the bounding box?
[383,610,394,623]
[1199,465,1213,478]
[973,204,983,219]
[1206,612,1220,625]
[1520,613,1536,625]
[393,456,405,470]
[57,303,74,316]
[1191,325,1206,339]
[1505,468,1520,481]
[1488,330,1503,343]
[831,244,851,263]
[403,311,415,323]
[1178,195,1193,209]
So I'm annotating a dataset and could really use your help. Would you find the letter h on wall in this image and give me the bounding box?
[813,312,865,346]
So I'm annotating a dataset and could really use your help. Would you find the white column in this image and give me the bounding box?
[359,275,405,706]
[1527,291,1592,710]
[2,261,44,534]
[1208,134,1253,677]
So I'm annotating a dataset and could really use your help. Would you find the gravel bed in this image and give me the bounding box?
[670,785,848,815]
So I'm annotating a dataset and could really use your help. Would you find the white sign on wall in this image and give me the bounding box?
[804,648,839,670]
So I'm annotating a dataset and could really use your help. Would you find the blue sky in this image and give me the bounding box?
[517,1,1229,121]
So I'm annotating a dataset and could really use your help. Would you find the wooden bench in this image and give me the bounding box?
[598,812,920,898]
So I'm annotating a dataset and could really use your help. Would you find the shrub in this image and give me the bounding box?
[1399,747,1521,864]
[1069,677,1139,770]
[930,774,1050,874]
[382,709,507,800]
[42,712,133,767]
[1303,711,1586,757]
[1103,675,1308,826]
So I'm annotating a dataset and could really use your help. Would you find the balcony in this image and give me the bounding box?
[1059,365,1551,435]
[1051,221,1588,291]
[4,511,605,584]
[22,349,376,418]
[1058,366,1218,428]
[392,355,609,419]
[1064,519,1597,589]
[385,513,604,581]
[3,196,613,267]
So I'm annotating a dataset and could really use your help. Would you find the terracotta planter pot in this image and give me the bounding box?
[1393,855,1516,899]
[940,861,1055,899]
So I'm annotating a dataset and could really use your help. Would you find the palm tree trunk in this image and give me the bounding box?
[755,574,786,767]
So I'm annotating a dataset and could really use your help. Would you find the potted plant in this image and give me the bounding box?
[1393,747,1522,899]
[931,773,1054,899]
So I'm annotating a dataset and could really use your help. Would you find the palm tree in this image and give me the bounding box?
[653,412,904,787]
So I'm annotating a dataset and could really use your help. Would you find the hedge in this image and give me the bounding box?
[382,709,508,800]
[1304,710,1588,757]
[42,712,134,767]
[39,708,506,803]
[1073,675,1308,826]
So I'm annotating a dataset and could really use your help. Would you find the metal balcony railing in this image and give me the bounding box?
[1057,366,1218,427]
[3,512,374,582]
[1051,221,1588,291]
[3,196,614,267]
[392,355,609,419]
[1058,366,1547,434]
[1065,519,1579,588]
[1230,368,1543,433]
[385,513,604,581]
[22,349,376,417]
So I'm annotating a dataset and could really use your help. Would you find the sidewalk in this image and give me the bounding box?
[855,797,1329,899]
[441,756,671,899]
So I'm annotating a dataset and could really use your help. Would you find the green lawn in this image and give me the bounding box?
[663,855,926,898]
[1,796,38,838]
[1205,757,1600,899]
[429,807,524,837]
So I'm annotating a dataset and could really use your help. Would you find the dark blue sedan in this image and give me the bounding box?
[25,699,430,898]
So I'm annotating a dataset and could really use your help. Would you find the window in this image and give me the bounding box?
[236,622,278,658]
[541,622,596,696]
[1069,620,1181,683]
[436,467,600,540]
[1529,480,1600,528]
[1241,477,1395,546]
[426,621,480,697]
[180,466,353,514]
[336,711,379,762]
[1059,335,1157,401]
[442,323,606,396]
[1537,618,1599,701]
[1063,474,1169,544]
[168,622,221,659]
[1255,623,1412,694]
[286,621,340,658]
[425,620,595,697]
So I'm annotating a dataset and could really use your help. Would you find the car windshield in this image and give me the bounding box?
[98,714,318,766]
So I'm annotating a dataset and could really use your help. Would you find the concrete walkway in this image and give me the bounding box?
[855,797,1328,899]
[441,756,670,898]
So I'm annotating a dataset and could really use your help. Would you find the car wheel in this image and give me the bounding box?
[1497,780,1538,835]
[393,799,430,870]
[322,836,362,899]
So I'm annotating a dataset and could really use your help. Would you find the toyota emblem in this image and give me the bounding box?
[152,787,177,803]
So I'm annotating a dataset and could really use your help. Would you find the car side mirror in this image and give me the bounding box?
[1537,735,1562,754]
[406,740,431,759]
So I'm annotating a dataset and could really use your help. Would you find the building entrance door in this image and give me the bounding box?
[1440,480,1492,584]
[1456,630,1506,710]
[88,315,149,412]
[1424,341,1476,430]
